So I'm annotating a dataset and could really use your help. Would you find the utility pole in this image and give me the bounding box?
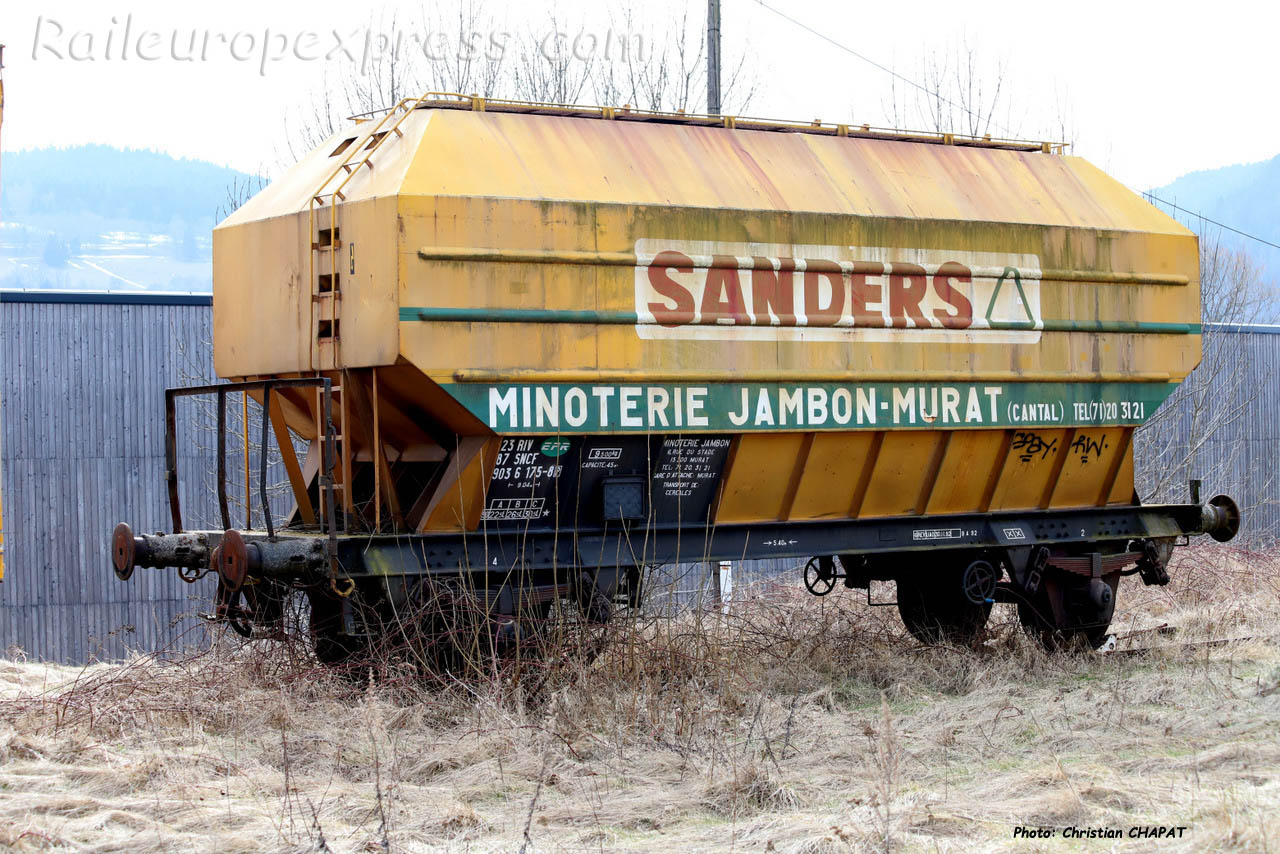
[0,44,6,584]
[707,0,721,115]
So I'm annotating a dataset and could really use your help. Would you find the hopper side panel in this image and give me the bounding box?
[213,215,309,377]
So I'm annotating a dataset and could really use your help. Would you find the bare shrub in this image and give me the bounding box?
[1,548,1278,851]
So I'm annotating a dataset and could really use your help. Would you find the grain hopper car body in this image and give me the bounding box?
[111,96,1238,656]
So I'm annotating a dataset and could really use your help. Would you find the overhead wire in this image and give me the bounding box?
[751,0,1279,254]
[1141,193,1280,252]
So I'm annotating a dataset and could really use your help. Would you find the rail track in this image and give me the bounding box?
[1102,626,1278,658]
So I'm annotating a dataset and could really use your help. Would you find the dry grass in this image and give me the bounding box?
[1,546,1278,853]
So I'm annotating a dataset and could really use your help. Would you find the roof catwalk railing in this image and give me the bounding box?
[346,92,1066,154]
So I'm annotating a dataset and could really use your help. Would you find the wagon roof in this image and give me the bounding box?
[222,94,1192,240]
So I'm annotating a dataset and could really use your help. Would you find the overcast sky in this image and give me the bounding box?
[1,0,1276,193]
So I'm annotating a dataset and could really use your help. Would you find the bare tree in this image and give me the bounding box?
[281,0,758,161]
[215,173,268,222]
[593,3,755,114]
[884,39,1007,137]
[511,9,596,106]
[418,0,507,97]
[882,36,1074,147]
[282,71,347,163]
[599,4,704,112]
[282,11,418,163]
[281,2,508,165]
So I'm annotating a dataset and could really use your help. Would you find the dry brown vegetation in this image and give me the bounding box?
[2,547,1278,853]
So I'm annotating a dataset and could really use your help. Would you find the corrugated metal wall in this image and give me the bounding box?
[1,299,1276,662]
[0,297,220,662]
[1134,325,1280,544]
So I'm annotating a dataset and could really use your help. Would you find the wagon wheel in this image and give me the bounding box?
[306,586,368,666]
[1016,572,1117,651]
[896,562,993,647]
[535,572,614,664]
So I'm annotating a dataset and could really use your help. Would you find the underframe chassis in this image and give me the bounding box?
[111,379,1241,649]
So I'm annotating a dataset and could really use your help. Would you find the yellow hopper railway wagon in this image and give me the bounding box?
[111,96,1239,660]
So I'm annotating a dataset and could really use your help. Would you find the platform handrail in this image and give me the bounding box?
[164,377,341,580]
